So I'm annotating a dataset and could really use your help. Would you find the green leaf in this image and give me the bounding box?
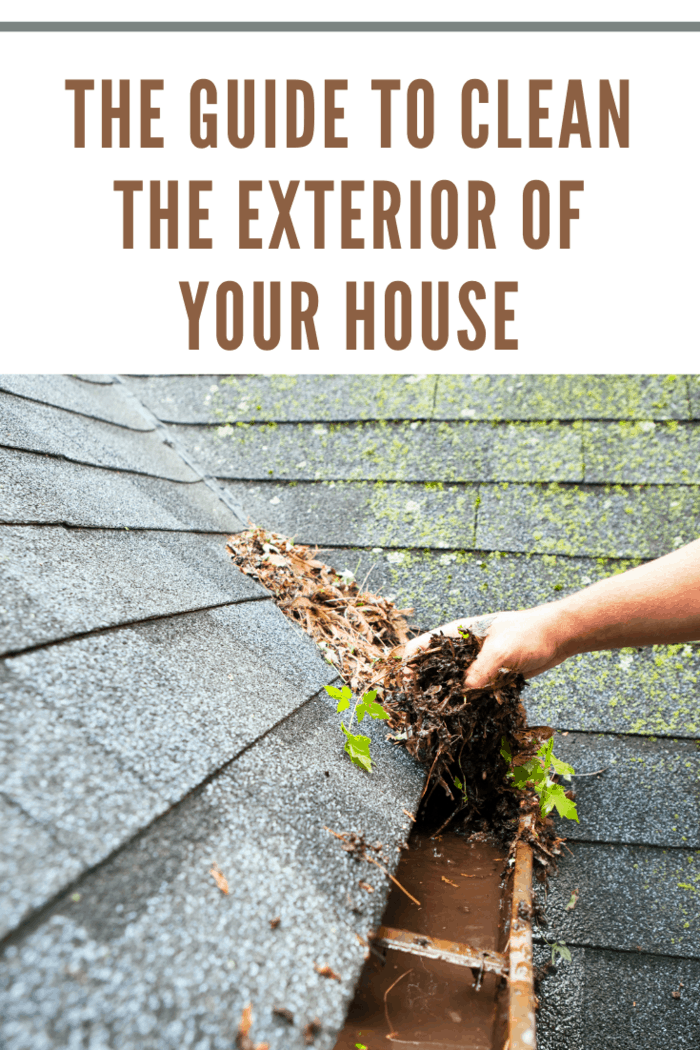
[454,776,463,790]
[500,737,512,763]
[540,784,579,822]
[551,755,575,780]
[537,737,554,770]
[551,941,572,964]
[336,697,350,713]
[341,724,373,771]
[325,685,352,702]
[361,689,377,704]
[510,765,531,788]
[365,700,390,720]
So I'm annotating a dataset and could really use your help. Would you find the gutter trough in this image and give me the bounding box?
[333,823,537,1050]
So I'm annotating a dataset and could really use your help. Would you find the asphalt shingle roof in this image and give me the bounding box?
[2,373,700,1049]
[118,373,700,1048]
[0,376,424,1050]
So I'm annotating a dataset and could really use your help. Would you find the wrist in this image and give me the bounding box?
[532,599,583,662]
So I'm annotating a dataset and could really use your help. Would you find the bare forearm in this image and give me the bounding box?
[405,539,700,689]
[554,538,700,657]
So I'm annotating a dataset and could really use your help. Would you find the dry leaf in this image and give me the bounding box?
[358,880,375,894]
[236,1003,269,1050]
[303,1019,322,1044]
[210,864,229,895]
[227,527,414,695]
[314,963,341,981]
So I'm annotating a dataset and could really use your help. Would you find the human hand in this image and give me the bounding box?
[403,606,569,690]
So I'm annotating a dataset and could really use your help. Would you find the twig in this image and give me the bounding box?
[570,767,607,777]
[383,968,412,1040]
[358,561,378,594]
[323,828,421,906]
[365,856,421,907]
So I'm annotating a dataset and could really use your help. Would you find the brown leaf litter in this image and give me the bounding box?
[228,527,566,868]
[227,527,413,693]
[236,1003,269,1050]
[314,963,342,981]
[209,864,229,895]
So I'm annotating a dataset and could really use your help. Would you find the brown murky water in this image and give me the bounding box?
[333,831,509,1050]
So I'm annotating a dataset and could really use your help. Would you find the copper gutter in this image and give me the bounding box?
[506,840,537,1050]
[371,824,537,1050]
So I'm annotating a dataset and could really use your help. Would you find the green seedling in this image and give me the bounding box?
[501,737,579,822]
[325,685,389,772]
[550,940,572,965]
[453,775,468,804]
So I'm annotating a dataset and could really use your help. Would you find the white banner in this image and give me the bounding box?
[0,18,697,371]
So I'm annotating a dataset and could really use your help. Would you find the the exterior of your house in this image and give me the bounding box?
[2,373,700,1049]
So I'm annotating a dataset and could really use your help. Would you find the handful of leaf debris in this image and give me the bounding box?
[375,631,576,857]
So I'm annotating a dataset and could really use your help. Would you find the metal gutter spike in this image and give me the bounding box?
[507,841,537,1050]
[374,925,508,978]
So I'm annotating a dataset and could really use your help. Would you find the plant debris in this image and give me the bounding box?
[565,888,580,911]
[324,827,421,906]
[229,526,567,867]
[227,527,413,692]
[314,963,342,981]
[373,629,567,867]
[236,1004,269,1050]
[269,917,281,929]
[209,864,229,895]
[272,1007,294,1023]
[303,1018,322,1044]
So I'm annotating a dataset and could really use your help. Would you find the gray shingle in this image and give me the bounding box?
[689,377,700,419]
[583,421,700,484]
[476,482,700,558]
[0,526,265,655]
[535,841,700,957]
[526,645,700,739]
[125,374,438,423]
[0,796,84,940]
[223,480,478,548]
[0,788,365,1050]
[434,375,691,420]
[0,448,241,532]
[535,946,700,1050]
[171,420,584,483]
[0,688,166,936]
[0,391,198,481]
[4,604,334,806]
[218,692,425,926]
[0,686,424,1050]
[550,732,700,848]
[0,375,153,430]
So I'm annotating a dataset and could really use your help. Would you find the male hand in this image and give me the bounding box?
[403,606,569,690]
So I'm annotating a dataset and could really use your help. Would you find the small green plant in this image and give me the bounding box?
[500,737,579,822]
[550,940,572,965]
[325,685,389,772]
